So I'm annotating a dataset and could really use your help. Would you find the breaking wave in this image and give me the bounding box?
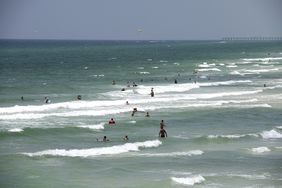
[22,140,162,158]
[171,175,205,186]
[251,147,271,153]
[76,123,105,130]
[136,150,204,157]
[260,129,282,139]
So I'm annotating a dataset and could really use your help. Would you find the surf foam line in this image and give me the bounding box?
[0,100,129,114]
[171,175,205,186]
[207,133,259,139]
[0,88,262,117]
[251,147,271,153]
[132,80,252,95]
[76,123,105,130]
[198,80,252,87]
[135,83,200,95]
[8,128,24,133]
[0,98,264,120]
[260,129,282,139]
[206,129,282,140]
[242,57,282,62]
[22,140,162,158]
[135,150,203,157]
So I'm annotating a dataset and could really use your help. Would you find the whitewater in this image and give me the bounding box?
[1,40,282,188]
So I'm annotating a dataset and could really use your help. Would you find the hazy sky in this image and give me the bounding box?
[0,0,282,40]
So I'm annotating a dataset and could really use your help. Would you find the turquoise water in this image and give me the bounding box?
[0,40,282,187]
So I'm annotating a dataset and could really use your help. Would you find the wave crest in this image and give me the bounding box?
[171,175,205,185]
[22,140,162,158]
[260,129,282,139]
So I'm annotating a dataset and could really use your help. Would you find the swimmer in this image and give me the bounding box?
[145,112,150,117]
[264,84,266,87]
[77,95,82,100]
[44,97,50,104]
[160,120,165,129]
[121,88,125,91]
[103,136,109,142]
[21,96,24,101]
[123,135,129,141]
[174,79,178,84]
[112,80,116,85]
[126,101,129,105]
[150,88,154,97]
[159,128,167,138]
[133,82,138,87]
[108,118,116,124]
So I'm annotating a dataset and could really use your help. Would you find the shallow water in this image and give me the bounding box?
[1,40,282,187]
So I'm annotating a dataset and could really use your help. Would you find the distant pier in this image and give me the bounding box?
[222,37,282,41]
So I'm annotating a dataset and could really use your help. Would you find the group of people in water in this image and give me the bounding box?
[103,116,167,142]
[20,79,169,142]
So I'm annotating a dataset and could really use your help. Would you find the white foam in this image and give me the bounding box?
[128,120,136,124]
[191,90,262,99]
[159,60,168,63]
[207,133,258,139]
[198,62,215,68]
[135,83,199,94]
[0,108,132,120]
[226,65,238,68]
[0,80,254,115]
[276,126,282,129]
[171,175,205,186]
[137,150,204,157]
[137,67,144,69]
[0,91,264,120]
[23,140,162,157]
[260,129,282,139]
[139,71,150,74]
[77,123,105,130]
[0,100,127,114]
[199,80,252,87]
[8,128,24,133]
[208,134,245,139]
[227,173,268,180]
[243,68,279,74]
[251,147,271,153]
[242,57,282,62]
[197,68,221,72]
[230,71,244,75]
[0,113,48,120]
[152,66,159,69]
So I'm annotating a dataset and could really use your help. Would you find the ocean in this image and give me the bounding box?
[0,40,282,187]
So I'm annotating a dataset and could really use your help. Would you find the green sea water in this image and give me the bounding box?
[0,40,282,187]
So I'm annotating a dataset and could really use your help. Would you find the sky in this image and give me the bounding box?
[0,0,282,40]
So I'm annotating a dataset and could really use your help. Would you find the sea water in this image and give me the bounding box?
[0,40,282,187]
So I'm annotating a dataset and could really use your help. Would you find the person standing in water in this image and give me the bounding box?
[150,88,154,97]
[123,135,129,141]
[103,136,109,142]
[159,127,167,138]
[108,118,116,124]
[160,120,165,129]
